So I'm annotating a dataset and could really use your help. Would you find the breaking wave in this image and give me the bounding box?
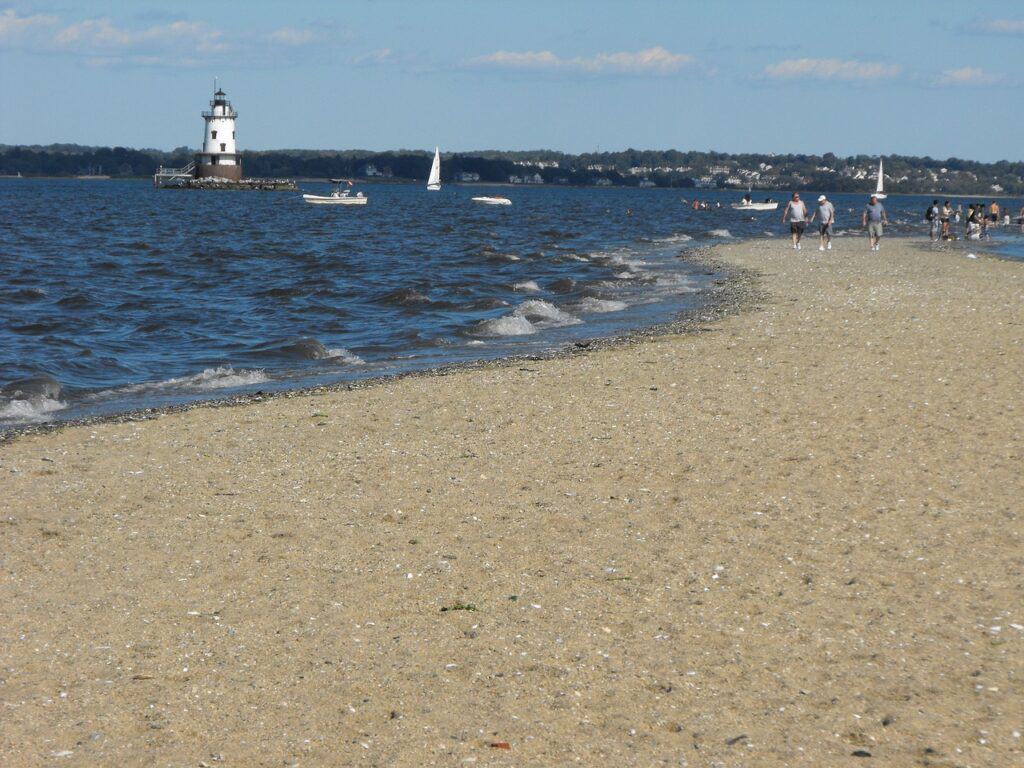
[472,299,582,337]
[577,297,628,313]
[513,280,542,292]
[0,397,67,423]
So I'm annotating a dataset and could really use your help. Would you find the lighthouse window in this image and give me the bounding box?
[220,143,226,152]
[211,130,217,139]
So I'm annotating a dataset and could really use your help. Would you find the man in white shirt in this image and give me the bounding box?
[810,194,835,251]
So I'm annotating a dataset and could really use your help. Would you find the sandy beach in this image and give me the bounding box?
[2,237,1022,766]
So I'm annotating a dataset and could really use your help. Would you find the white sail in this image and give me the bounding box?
[875,159,886,198]
[427,147,441,190]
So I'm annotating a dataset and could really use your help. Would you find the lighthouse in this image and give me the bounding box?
[194,84,242,181]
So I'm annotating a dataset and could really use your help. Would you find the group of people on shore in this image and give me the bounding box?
[780,192,888,252]
[781,193,1024,251]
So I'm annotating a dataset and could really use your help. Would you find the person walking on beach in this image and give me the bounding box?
[781,192,808,250]
[940,200,953,239]
[862,194,888,251]
[810,194,835,251]
[926,199,941,242]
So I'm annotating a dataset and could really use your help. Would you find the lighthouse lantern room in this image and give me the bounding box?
[194,85,242,181]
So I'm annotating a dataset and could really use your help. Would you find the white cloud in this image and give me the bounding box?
[0,9,332,66]
[350,47,394,65]
[469,46,694,75]
[763,58,901,81]
[936,66,1001,86]
[978,18,1024,34]
[53,18,227,55]
[0,8,57,40]
[266,27,317,46]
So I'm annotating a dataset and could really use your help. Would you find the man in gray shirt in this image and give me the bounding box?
[862,195,888,251]
[781,192,808,250]
[810,194,836,251]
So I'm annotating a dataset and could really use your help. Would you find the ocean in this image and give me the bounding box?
[1,179,1021,429]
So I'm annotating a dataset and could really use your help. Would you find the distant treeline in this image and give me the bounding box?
[1,144,1022,194]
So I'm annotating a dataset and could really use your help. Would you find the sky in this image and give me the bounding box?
[1,0,1022,161]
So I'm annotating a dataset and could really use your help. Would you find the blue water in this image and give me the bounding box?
[990,229,1024,260]
[1,179,1021,428]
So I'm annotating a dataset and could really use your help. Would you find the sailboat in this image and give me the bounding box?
[427,147,441,191]
[874,158,887,200]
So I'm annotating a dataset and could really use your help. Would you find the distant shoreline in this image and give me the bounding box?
[3,175,1023,199]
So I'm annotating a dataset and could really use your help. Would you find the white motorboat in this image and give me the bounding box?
[303,179,368,205]
[731,192,778,211]
[471,196,512,206]
[427,147,441,191]
[731,201,779,211]
[873,159,886,200]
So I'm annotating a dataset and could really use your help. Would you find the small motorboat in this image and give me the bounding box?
[471,196,512,206]
[731,201,779,211]
[303,179,368,205]
[731,193,778,211]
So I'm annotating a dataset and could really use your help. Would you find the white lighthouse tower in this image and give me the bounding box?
[194,83,242,181]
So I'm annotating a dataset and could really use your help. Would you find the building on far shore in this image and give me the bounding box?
[194,86,241,181]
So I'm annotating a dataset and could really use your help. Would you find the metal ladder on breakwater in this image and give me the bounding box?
[153,161,196,187]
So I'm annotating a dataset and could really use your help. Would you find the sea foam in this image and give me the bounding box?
[578,297,628,313]
[513,280,542,292]
[325,348,365,365]
[514,300,581,328]
[0,397,67,422]
[473,299,581,337]
[98,367,271,397]
[475,315,537,337]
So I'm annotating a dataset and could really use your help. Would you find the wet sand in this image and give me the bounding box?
[1,237,1022,766]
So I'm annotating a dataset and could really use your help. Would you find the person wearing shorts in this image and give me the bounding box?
[928,199,941,242]
[862,195,888,251]
[940,200,952,239]
[781,192,808,250]
[810,194,835,251]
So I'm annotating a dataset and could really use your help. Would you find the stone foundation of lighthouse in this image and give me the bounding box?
[194,86,243,181]
[194,162,243,181]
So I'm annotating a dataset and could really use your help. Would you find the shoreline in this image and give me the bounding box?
[2,236,1022,765]
[0,247,756,443]
[3,234,1014,443]
[5,232,1017,443]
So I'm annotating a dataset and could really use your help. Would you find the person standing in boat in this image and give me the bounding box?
[810,194,835,251]
[781,192,808,250]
